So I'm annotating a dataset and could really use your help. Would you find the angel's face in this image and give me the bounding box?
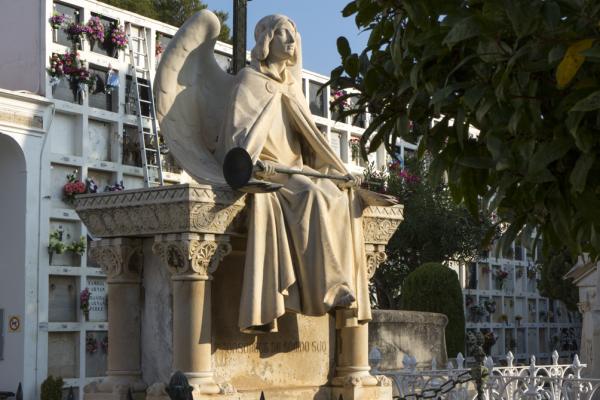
[268,21,296,62]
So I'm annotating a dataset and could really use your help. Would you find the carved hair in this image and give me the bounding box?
[250,14,299,68]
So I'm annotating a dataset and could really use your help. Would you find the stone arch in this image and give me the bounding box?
[0,132,26,391]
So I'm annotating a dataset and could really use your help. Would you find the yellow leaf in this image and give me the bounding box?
[556,39,594,89]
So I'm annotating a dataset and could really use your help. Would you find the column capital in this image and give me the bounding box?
[88,238,143,283]
[365,244,387,279]
[152,233,231,280]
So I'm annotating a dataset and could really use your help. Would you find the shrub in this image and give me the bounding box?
[41,376,63,400]
[401,262,465,358]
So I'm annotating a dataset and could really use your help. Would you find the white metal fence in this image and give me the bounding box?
[373,350,600,399]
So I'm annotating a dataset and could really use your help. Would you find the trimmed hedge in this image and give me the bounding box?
[401,262,465,357]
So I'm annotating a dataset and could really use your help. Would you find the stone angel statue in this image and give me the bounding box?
[155,11,380,333]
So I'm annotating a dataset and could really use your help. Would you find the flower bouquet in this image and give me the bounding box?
[107,23,128,56]
[85,16,105,51]
[64,21,88,45]
[80,288,91,321]
[86,335,98,354]
[49,12,70,30]
[104,181,125,192]
[47,53,66,88]
[60,52,96,100]
[349,137,360,161]
[67,236,86,256]
[63,170,86,204]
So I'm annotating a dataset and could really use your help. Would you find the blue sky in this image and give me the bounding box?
[212,0,367,77]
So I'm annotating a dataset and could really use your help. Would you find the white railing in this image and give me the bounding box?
[372,350,600,400]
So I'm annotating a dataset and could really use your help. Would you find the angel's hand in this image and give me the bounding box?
[255,160,277,180]
[337,174,361,189]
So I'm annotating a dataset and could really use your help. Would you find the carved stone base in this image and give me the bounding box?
[146,382,335,400]
[84,379,147,400]
[331,375,392,400]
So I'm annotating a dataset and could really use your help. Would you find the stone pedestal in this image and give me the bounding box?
[76,184,403,400]
[84,238,147,400]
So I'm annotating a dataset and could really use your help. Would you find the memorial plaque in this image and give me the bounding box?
[85,331,108,377]
[49,276,78,322]
[86,278,107,322]
[212,253,335,391]
[48,332,79,378]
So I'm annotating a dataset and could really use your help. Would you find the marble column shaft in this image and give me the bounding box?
[152,233,231,394]
[88,238,144,389]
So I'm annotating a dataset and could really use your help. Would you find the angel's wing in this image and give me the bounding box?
[154,10,235,185]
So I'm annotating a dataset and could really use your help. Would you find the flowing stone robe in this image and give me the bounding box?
[218,67,371,333]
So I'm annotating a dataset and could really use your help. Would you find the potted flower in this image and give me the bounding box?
[85,16,105,51]
[48,229,66,264]
[67,236,86,256]
[107,22,128,57]
[63,170,86,204]
[527,265,537,279]
[80,288,91,321]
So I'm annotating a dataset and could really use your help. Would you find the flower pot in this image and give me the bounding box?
[52,28,58,43]
[84,310,89,322]
[89,38,95,52]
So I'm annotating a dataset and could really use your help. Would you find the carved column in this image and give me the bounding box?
[85,238,145,399]
[332,243,391,399]
[152,233,231,394]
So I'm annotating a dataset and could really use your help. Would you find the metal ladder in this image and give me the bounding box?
[126,24,164,187]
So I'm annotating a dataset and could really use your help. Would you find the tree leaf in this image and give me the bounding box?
[556,39,595,89]
[570,152,595,193]
[570,90,600,111]
[341,1,358,17]
[542,1,560,29]
[344,54,360,77]
[337,37,351,59]
[442,16,481,47]
[527,137,572,174]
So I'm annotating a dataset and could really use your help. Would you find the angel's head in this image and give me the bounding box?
[251,14,299,68]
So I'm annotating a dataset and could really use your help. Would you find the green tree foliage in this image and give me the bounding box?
[100,0,231,42]
[367,158,492,309]
[329,0,600,265]
[401,262,466,357]
[538,250,579,310]
[40,376,64,400]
